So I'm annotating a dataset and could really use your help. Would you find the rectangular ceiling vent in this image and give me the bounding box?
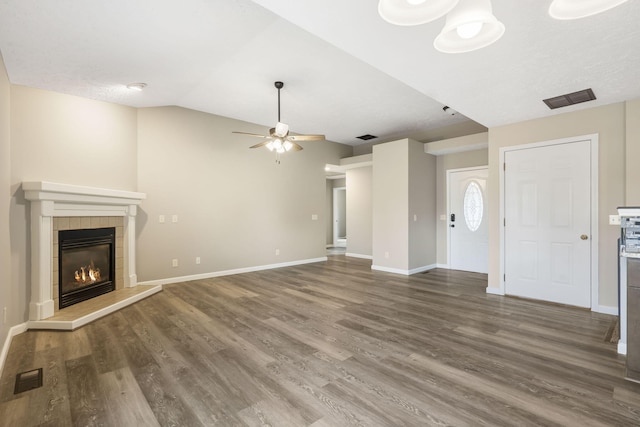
[543,88,596,110]
[356,134,377,141]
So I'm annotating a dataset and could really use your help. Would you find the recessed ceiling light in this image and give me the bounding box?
[126,83,147,91]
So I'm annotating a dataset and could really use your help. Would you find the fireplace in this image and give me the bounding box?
[23,181,147,322]
[58,227,116,309]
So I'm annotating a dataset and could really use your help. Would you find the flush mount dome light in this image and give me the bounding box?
[378,0,459,26]
[549,0,628,20]
[434,0,505,53]
[126,82,147,91]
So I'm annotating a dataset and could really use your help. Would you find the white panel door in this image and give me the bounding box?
[449,168,488,273]
[504,141,591,307]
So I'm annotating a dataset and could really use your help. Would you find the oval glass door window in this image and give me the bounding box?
[463,181,483,232]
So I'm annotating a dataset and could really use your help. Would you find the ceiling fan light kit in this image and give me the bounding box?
[380,0,627,53]
[378,0,459,26]
[548,0,628,20]
[434,0,505,53]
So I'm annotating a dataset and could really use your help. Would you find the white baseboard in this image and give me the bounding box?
[138,257,328,287]
[486,286,505,296]
[436,264,449,269]
[371,264,436,276]
[618,342,627,355]
[0,323,29,379]
[593,305,618,316]
[345,253,373,260]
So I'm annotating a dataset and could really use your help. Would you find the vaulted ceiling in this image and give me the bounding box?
[1,0,638,146]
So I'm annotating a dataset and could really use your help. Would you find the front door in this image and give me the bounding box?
[504,140,591,307]
[449,167,489,273]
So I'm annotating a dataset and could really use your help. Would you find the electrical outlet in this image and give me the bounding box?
[609,215,621,225]
[172,259,178,267]
[311,214,318,220]
[159,215,165,223]
[413,214,417,222]
[196,257,201,265]
[275,249,280,256]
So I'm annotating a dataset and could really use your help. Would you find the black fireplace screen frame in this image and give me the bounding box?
[58,227,116,309]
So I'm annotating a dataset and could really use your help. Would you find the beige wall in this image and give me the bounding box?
[372,138,436,271]
[346,166,372,257]
[7,85,138,343]
[0,55,11,350]
[372,140,409,270]
[488,103,626,309]
[408,140,436,269]
[626,99,640,204]
[436,149,488,265]
[136,106,352,281]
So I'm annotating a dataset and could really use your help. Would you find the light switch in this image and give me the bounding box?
[311,214,318,221]
[159,215,165,223]
[172,215,178,223]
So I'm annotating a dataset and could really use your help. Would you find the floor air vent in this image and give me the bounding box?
[543,88,596,109]
[14,368,43,394]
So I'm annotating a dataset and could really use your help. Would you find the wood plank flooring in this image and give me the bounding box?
[1,256,639,426]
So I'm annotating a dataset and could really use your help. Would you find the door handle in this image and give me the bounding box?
[580,234,589,240]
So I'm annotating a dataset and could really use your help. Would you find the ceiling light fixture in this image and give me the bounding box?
[378,0,459,26]
[548,0,628,20]
[434,0,505,53]
[126,82,147,91]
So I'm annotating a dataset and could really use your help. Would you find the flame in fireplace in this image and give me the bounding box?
[74,261,101,284]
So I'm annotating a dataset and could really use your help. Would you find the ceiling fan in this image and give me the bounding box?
[232,81,325,156]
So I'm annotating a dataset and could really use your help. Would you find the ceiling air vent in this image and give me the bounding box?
[543,88,596,110]
[356,134,377,141]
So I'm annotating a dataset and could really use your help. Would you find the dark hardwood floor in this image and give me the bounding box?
[1,256,639,426]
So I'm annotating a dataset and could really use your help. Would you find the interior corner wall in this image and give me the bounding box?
[488,102,625,309]
[8,85,138,328]
[408,140,436,270]
[436,149,488,266]
[626,98,640,204]
[136,106,352,282]
[346,166,372,257]
[0,54,12,350]
[372,140,409,270]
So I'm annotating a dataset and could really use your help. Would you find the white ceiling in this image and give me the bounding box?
[0,0,638,146]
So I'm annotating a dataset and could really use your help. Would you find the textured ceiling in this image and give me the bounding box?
[0,0,638,146]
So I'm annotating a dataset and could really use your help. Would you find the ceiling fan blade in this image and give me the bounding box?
[232,131,269,138]
[288,134,325,141]
[289,142,303,151]
[249,140,272,149]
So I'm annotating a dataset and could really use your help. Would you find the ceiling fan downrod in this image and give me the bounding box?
[275,81,283,123]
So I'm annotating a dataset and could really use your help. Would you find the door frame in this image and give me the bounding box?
[333,187,346,247]
[498,133,599,310]
[446,166,489,270]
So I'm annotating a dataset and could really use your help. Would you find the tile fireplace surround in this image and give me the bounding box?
[22,181,160,329]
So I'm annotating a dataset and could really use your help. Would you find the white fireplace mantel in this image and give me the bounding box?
[23,181,146,321]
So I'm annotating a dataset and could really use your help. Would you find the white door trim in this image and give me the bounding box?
[498,133,599,310]
[446,166,488,269]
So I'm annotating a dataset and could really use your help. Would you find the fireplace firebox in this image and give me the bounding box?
[58,227,116,309]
